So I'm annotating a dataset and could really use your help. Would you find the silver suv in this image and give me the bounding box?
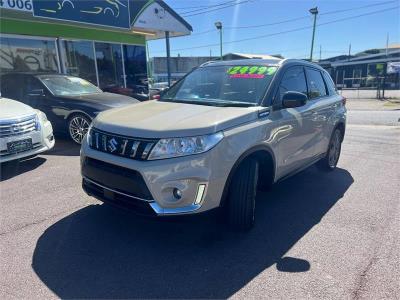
[80,59,346,230]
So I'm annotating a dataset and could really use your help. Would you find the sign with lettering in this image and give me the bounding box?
[0,0,33,12]
[32,0,131,29]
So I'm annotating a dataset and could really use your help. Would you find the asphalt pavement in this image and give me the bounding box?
[0,102,399,299]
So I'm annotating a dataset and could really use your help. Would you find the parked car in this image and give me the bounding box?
[0,97,54,163]
[80,59,346,230]
[103,84,150,101]
[0,73,139,144]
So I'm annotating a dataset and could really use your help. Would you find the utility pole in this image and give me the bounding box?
[319,45,322,61]
[386,33,389,57]
[215,21,223,60]
[165,31,171,87]
[348,43,351,61]
[309,7,318,61]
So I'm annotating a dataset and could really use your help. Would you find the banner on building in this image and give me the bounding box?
[387,62,400,74]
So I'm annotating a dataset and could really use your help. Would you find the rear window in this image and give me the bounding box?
[306,68,327,99]
[322,72,338,95]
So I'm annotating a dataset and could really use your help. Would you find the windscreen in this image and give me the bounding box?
[39,75,101,96]
[161,65,278,106]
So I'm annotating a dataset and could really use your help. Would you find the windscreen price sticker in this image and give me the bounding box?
[227,66,277,79]
[0,0,33,12]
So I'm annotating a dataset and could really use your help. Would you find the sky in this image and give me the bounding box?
[147,0,400,60]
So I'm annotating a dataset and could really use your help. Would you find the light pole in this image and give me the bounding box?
[215,21,223,60]
[309,7,318,61]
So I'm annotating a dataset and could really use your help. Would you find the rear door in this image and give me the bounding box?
[304,67,337,157]
[273,66,318,179]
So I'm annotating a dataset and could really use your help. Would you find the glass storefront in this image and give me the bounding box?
[123,45,147,90]
[95,42,124,89]
[0,34,148,93]
[62,40,98,85]
[0,35,59,74]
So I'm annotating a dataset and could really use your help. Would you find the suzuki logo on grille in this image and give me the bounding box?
[107,138,118,152]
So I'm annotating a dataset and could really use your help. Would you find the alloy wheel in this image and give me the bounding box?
[69,115,90,144]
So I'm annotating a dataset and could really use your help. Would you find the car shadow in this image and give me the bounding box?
[32,166,353,299]
[0,156,46,181]
[46,135,80,156]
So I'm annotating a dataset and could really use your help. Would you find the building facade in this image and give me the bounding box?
[0,0,191,92]
[318,46,400,90]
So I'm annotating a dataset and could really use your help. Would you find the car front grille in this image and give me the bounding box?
[81,157,154,201]
[0,115,37,138]
[89,128,159,160]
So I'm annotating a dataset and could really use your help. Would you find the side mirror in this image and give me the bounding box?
[28,89,45,97]
[282,91,307,108]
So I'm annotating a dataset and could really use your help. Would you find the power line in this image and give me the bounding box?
[226,0,397,29]
[181,0,254,17]
[151,6,398,54]
[179,1,237,15]
[179,0,397,33]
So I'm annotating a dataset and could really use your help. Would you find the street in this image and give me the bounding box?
[1,103,399,299]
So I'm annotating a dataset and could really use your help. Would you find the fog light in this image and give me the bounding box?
[173,188,182,200]
[194,184,206,205]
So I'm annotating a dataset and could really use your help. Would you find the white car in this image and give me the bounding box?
[0,97,55,163]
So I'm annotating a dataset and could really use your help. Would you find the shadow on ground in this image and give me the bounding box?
[32,167,353,299]
[0,157,46,181]
[46,135,80,156]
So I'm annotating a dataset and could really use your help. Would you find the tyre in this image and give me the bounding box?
[68,114,91,144]
[228,158,259,230]
[317,128,342,171]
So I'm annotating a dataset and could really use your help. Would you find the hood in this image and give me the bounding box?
[0,97,36,120]
[59,92,139,108]
[93,100,260,138]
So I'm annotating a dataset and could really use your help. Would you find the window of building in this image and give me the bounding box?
[95,42,124,89]
[0,36,59,74]
[276,66,308,103]
[62,40,97,86]
[305,68,327,99]
[123,45,148,92]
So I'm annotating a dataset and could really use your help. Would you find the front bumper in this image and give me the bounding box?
[80,137,233,216]
[0,120,55,163]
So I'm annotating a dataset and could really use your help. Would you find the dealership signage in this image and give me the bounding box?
[32,0,131,29]
[0,0,33,12]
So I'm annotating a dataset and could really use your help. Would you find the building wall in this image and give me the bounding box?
[150,56,217,82]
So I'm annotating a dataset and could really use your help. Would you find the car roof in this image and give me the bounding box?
[199,58,326,71]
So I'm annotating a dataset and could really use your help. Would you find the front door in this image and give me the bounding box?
[272,66,318,179]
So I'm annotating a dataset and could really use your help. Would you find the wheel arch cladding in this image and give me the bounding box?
[220,145,276,207]
[67,111,93,122]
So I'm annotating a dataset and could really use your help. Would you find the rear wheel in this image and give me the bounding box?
[68,114,91,144]
[317,128,342,171]
[228,159,259,231]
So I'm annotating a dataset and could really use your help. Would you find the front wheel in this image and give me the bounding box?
[228,159,259,231]
[317,128,342,171]
[68,114,91,144]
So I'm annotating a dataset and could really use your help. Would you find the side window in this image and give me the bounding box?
[0,75,24,101]
[305,68,327,99]
[322,72,338,95]
[26,77,44,93]
[277,66,307,102]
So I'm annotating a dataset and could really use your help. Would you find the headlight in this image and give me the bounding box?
[148,132,224,160]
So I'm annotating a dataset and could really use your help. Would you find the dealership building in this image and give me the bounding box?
[0,0,191,91]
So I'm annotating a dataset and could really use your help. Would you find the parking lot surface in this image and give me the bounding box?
[1,108,399,299]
